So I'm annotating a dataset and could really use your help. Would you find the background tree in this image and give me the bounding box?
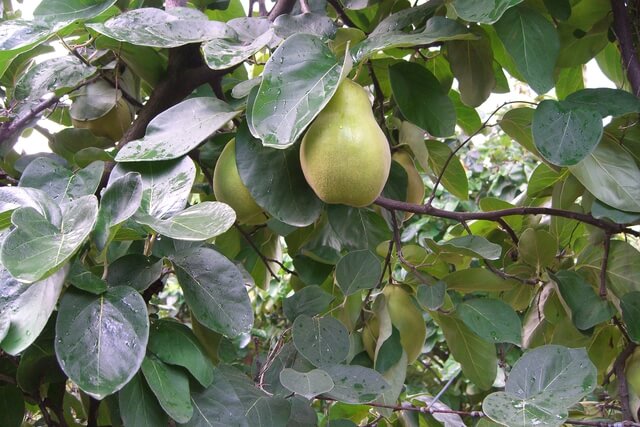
[1,0,640,426]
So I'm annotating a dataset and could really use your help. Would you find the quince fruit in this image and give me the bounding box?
[213,139,266,225]
[300,79,391,207]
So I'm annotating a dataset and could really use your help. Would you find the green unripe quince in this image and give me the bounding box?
[392,149,425,220]
[71,95,132,142]
[213,139,266,225]
[362,286,427,364]
[300,79,391,207]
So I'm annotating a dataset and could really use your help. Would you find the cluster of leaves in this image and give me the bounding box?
[1,0,640,426]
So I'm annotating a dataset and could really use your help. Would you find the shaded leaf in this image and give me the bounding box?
[621,292,640,343]
[141,356,193,423]
[283,286,335,321]
[450,0,523,24]
[335,250,382,296]
[292,315,349,367]
[457,298,522,345]
[119,372,168,427]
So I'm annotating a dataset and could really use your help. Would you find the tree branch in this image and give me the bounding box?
[611,0,640,96]
[375,196,640,238]
[614,343,638,421]
[600,234,612,299]
[268,0,297,21]
[326,0,358,28]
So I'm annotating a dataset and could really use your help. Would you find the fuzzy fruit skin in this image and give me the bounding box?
[392,150,425,220]
[213,139,266,225]
[362,286,427,364]
[300,79,391,207]
[71,96,132,141]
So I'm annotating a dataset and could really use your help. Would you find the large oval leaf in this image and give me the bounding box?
[141,356,193,423]
[532,100,603,166]
[335,250,381,296]
[1,195,98,283]
[322,364,389,404]
[235,123,323,227]
[250,33,351,148]
[292,315,350,367]
[55,286,149,399]
[116,98,240,162]
[171,247,253,337]
[119,372,168,427]
[450,0,523,24]
[457,298,522,345]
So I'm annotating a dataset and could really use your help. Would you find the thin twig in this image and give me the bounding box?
[325,0,358,27]
[389,209,432,285]
[235,224,280,281]
[600,234,612,299]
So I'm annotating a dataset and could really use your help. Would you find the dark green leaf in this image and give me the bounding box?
[69,260,108,294]
[544,0,571,21]
[457,298,522,344]
[116,98,240,162]
[416,282,446,311]
[106,254,162,292]
[119,372,168,427]
[565,88,640,118]
[0,385,24,427]
[621,292,640,343]
[591,200,640,224]
[552,270,615,330]
[251,33,351,148]
[389,62,456,137]
[518,228,557,271]
[292,315,350,367]
[532,99,603,166]
[428,235,502,260]
[327,205,390,252]
[141,356,193,423]
[375,326,403,374]
[495,6,559,94]
[425,140,469,199]
[335,250,382,296]
[55,287,149,399]
[147,318,214,387]
[235,123,323,227]
[246,396,291,427]
[283,286,335,321]
[171,247,253,337]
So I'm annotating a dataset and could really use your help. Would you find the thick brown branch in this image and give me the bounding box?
[268,0,297,21]
[611,0,640,95]
[375,197,640,238]
[326,0,358,28]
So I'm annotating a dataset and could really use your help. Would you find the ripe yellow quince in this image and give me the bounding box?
[300,79,391,207]
[362,285,426,364]
[213,139,266,225]
[392,149,425,220]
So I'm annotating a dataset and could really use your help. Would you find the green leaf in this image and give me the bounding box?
[0,19,60,77]
[251,33,351,148]
[34,0,116,22]
[283,286,335,321]
[292,315,350,367]
[499,107,538,155]
[518,228,557,271]
[352,16,474,62]
[1,195,98,283]
[147,318,214,387]
[235,123,323,227]
[416,282,446,311]
[527,163,563,197]
[577,240,640,298]
[446,29,496,107]
[16,323,66,394]
[425,140,469,200]
[552,270,615,330]
[94,172,143,251]
[179,368,249,427]
[335,250,382,296]
[389,62,456,137]
[279,368,334,400]
[443,268,518,292]
[119,372,168,427]
[565,88,640,118]
[323,364,389,404]
[0,266,67,355]
[246,396,291,427]
[110,156,196,218]
[483,345,596,427]
[141,356,193,423]
[431,312,497,390]
[55,286,149,399]
[428,235,502,260]
[544,0,571,21]
[450,90,483,134]
[569,138,640,212]
[0,385,25,427]
[0,186,61,230]
[494,6,559,94]
[68,260,108,294]
[327,205,390,252]
[554,66,584,100]
[116,98,240,162]
[135,202,236,241]
[621,292,640,343]
[14,56,96,101]
[451,0,524,24]
[272,13,337,40]
[203,29,274,70]
[591,199,640,224]
[19,157,104,204]
[457,298,522,345]
[532,100,603,166]
[106,254,162,292]
[88,8,235,48]
[171,247,253,337]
